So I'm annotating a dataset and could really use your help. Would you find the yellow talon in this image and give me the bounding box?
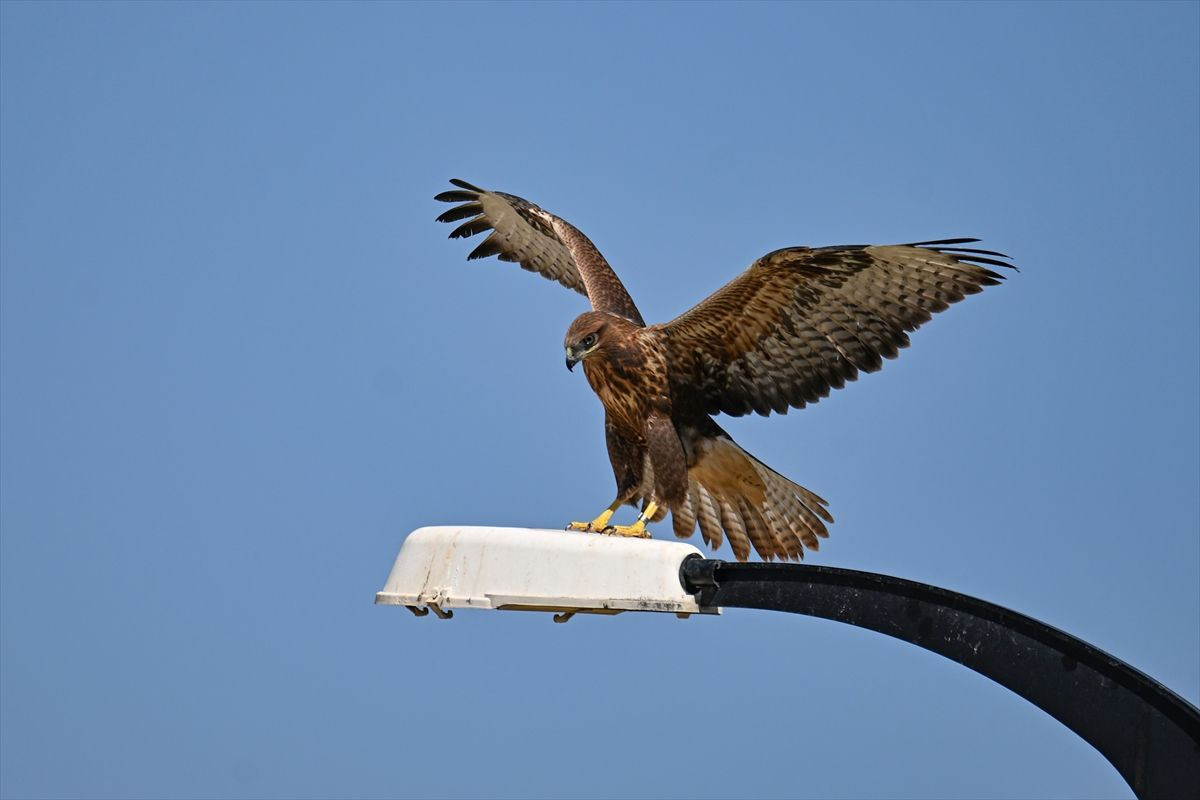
[606,521,652,538]
[605,501,658,539]
[566,500,621,533]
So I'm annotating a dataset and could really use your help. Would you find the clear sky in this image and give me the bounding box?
[1,2,1197,798]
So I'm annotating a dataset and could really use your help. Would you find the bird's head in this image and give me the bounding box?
[564,312,610,371]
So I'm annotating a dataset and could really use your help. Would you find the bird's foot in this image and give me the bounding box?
[605,521,652,539]
[564,503,624,534]
[565,502,621,534]
[605,502,657,539]
[566,520,614,533]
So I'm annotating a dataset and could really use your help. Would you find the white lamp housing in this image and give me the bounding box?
[376,526,718,621]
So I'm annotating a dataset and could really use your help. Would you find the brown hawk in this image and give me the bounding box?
[434,179,1012,562]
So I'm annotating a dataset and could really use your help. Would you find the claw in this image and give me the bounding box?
[566,521,617,533]
[604,501,658,539]
[606,522,652,539]
[566,501,622,533]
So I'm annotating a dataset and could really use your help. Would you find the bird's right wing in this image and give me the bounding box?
[434,179,644,326]
[655,240,1014,418]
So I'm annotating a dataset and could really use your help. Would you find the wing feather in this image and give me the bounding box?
[449,217,493,239]
[434,179,644,324]
[656,242,1013,417]
[434,203,483,223]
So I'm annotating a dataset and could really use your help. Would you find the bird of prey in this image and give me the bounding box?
[434,179,1012,562]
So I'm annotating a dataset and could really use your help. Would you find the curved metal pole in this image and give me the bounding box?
[680,557,1200,800]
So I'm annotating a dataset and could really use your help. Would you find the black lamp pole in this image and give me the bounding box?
[679,557,1200,799]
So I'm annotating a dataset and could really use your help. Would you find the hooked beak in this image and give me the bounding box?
[565,350,579,372]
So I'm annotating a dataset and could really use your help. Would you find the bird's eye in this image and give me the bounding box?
[582,333,598,348]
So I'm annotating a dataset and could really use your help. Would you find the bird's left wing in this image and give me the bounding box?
[655,240,1014,417]
[434,179,644,325]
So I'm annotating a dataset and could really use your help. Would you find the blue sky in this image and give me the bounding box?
[1,2,1197,798]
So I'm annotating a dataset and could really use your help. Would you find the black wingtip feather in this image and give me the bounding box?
[911,238,1018,273]
[435,203,483,223]
[908,237,982,247]
[434,190,479,203]
[468,237,503,260]
[449,178,485,192]
[450,218,493,239]
[932,246,1011,259]
[961,255,1015,271]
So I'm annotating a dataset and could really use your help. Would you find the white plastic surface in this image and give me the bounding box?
[375,526,717,617]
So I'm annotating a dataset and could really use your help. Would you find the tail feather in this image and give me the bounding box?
[694,485,725,553]
[717,499,752,562]
[672,435,832,562]
[738,497,788,561]
[671,485,698,539]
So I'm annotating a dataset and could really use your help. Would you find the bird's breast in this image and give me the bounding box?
[583,356,654,432]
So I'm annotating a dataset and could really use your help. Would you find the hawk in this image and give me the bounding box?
[434,179,1012,562]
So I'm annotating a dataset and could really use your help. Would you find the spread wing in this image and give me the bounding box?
[434,179,644,326]
[656,240,1014,417]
